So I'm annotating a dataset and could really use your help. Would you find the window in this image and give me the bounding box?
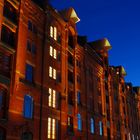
[0,86,7,119]
[28,20,37,34]
[48,88,56,108]
[1,25,15,47]
[3,1,18,24]
[21,132,33,140]
[77,91,81,105]
[90,118,95,134]
[0,52,11,78]
[77,114,82,131]
[50,26,57,41]
[49,46,57,59]
[68,91,73,105]
[27,41,36,54]
[48,117,56,139]
[0,127,6,140]
[25,64,34,83]
[28,20,32,31]
[67,116,73,132]
[99,121,103,136]
[23,95,33,119]
[49,66,56,79]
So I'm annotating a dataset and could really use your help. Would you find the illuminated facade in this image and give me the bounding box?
[0,0,140,140]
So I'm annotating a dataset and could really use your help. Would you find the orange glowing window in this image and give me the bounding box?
[48,117,56,139]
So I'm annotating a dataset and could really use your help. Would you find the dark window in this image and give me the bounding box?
[68,70,74,84]
[77,91,81,105]
[25,64,33,83]
[67,116,73,133]
[68,52,73,66]
[0,86,7,119]
[27,41,31,52]
[23,95,33,119]
[106,95,109,104]
[0,127,6,140]
[68,91,73,105]
[3,1,18,24]
[28,20,32,31]
[77,75,81,84]
[68,35,74,49]
[98,103,102,115]
[33,25,37,34]
[21,132,33,140]
[32,43,36,54]
[1,25,15,48]
[107,128,111,140]
[0,52,11,78]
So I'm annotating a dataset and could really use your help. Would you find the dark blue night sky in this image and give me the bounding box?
[51,0,140,86]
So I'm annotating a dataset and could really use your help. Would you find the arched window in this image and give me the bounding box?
[90,118,95,134]
[77,114,82,131]
[23,95,33,119]
[0,86,7,119]
[21,132,33,140]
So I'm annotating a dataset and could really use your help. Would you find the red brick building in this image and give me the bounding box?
[0,0,140,140]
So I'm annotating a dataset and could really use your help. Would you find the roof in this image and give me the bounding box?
[88,38,112,52]
[59,7,80,23]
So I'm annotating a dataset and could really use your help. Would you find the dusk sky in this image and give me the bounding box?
[51,0,140,86]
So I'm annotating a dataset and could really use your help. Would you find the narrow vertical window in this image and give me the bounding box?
[52,90,56,108]
[77,91,81,105]
[50,46,53,56]
[53,69,56,79]
[91,118,95,134]
[49,66,52,78]
[53,49,57,59]
[54,27,57,40]
[50,26,53,38]
[99,121,103,136]
[77,114,82,131]
[48,88,56,108]
[23,95,33,119]
[48,88,52,107]
[47,118,56,139]
[25,64,33,83]
[48,117,51,139]
[52,119,56,139]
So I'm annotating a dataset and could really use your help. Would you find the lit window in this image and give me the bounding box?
[23,95,33,119]
[50,46,53,57]
[52,119,56,139]
[54,27,57,40]
[53,49,57,59]
[67,116,73,132]
[53,69,56,79]
[48,117,51,139]
[50,26,57,41]
[25,64,33,83]
[99,121,103,136]
[48,117,56,139]
[49,46,57,59]
[49,66,53,78]
[77,114,82,131]
[48,88,56,108]
[49,66,56,80]
[50,26,53,38]
[91,118,95,134]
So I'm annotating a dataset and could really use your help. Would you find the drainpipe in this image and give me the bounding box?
[84,46,88,140]
[39,6,47,140]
